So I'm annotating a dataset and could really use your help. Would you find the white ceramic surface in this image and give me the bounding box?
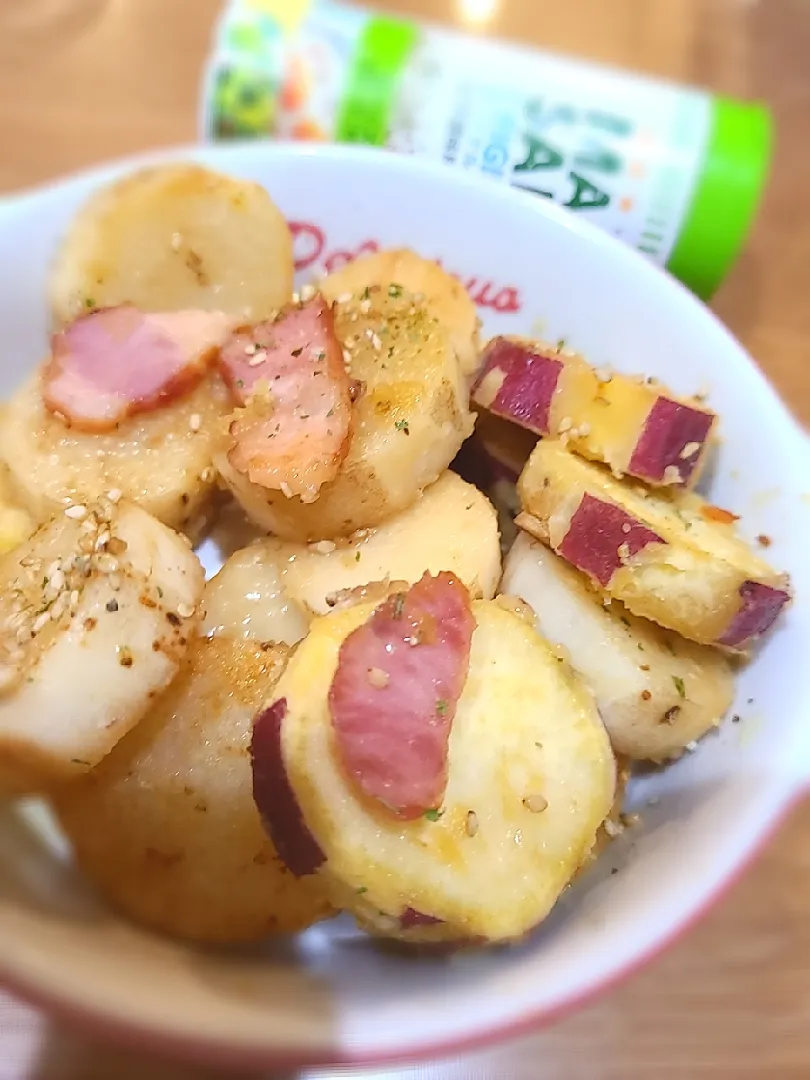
[0,142,808,1069]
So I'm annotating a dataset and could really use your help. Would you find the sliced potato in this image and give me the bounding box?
[0,371,230,539]
[49,164,293,327]
[502,534,734,760]
[319,249,480,377]
[0,499,203,794]
[254,598,615,944]
[202,542,310,647]
[473,336,716,488]
[0,464,35,557]
[518,439,791,650]
[54,637,333,943]
[202,471,501,646]
[218,289,474,540]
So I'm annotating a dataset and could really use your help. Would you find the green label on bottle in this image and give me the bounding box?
[335,17,418,145]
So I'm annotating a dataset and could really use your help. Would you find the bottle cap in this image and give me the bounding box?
[666,97,772,300]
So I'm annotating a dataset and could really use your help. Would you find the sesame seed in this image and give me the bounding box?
[69,589,80,612]
[359,299,371,315]
[663,465,682,484]
[309,540,336,554]
[49,568,65,592]
[107,537,127,556]
[465,810,479,837]
[595,367,613,383]
[280,481,293,498]
[81,517,97,534]
[523,794,548,814]
[200,467,216,484]
[97,554,119,574]
[578,422,591,437]
[32,612,50,634]
[300,284,316,301]
[337,291,353,304]
[171,231,182,251]
[177,602,195,619]
[680,442,701,459]
[244,343,257,356]
[342,348,352,366]
[685,740,698,753]
[96,530,111,550]
[248,352,267,367]
[558,417,572,433]
[366,666,390,689]
[51,594,68,621]
[604,818,623,838]
[617,542,630,561]
[189,413,201,433]
[64,504,87,520]
[291,292,300,305]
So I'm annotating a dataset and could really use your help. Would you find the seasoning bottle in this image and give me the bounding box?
[202,0,772,299]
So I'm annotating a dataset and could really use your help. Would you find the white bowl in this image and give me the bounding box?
[0,142,808,1070]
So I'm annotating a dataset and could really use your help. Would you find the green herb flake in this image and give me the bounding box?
[424,808,444,822]
[394,418,410,434]
[672,675,686,699]
[361,285,372,300]
[556,337,566,351]
[355,550,361,562]
[85,297,95,309]
[356,886,368,894]
[388,283,403,298]
[436,698,448,716]
[392,593,405,618]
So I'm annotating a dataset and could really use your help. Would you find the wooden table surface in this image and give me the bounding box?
[1,0,809,1076]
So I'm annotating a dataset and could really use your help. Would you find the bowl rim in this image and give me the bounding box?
[0,139,807,1069]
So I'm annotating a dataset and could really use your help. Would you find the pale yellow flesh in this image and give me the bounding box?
[279,599,615,943]
[0,371,230,539]
[502,534,734,761]
[204,471,501,646]
[218,290,475,541]
[48,164,294,327]
[0,501,204,794]
[53,637,333,943]
[319,249,480,378]
[518,439,788,646]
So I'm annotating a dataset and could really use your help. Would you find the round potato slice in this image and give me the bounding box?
[49,164,293,327]
[218,289,474,540]
[518,439,791,650]
[0,370,229,539]
[319,249,480,378]
[204,471,501,646]
[254,597,615,944]
[54,637,333,943]
[502,534,734,761]
[0,499,203,795]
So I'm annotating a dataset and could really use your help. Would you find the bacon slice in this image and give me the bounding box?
[328,571,475,819]
[221,294,353,503]
[42,305,235,432]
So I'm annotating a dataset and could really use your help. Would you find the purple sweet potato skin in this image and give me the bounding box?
[399,908,444,928]
[628,397,715,486]
[717,580,791,648]
[472,338,563,435]
[558,493,663,586]
[251,699,326,877]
